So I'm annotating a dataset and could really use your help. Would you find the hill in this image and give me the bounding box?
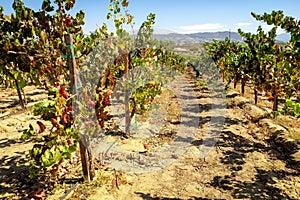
[153,31,290,44]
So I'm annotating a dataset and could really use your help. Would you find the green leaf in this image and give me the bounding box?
[29,164,40,178]
[48,87,57,96]
[285,99,294,108]
[18,77,26,89]
[294,103,300,117]
[107,13,112,20]
[69,145,77,153]
[108,4,114,11]
[119,65,125,70]
[41,149,54,167]
[42,0,54,12]
[21,124,35,140]
[31,145,43,159]
[76,10,85,24]
[51,147,62,162]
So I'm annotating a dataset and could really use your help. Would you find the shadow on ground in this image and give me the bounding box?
[0,151,32,197]
[210,129,299,199]
[0,139,47,198]
[135,192,226,200]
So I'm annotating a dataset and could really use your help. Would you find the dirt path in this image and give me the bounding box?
[87,76,300,199]
[0,76,299,199]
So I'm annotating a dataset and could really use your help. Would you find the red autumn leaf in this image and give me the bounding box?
[30,188,45,200]
[63,14,73,27]
[60,86,68,99]
[148,84,154,88]
[99,120,105,128]
[268,96,274,101]
[108,75,115,87]
[143,143,149,150]
[98,111,108,120]
[103,92,111,106]
[37,121,46,133]
[62,111,70,124]
[66,105,72,112]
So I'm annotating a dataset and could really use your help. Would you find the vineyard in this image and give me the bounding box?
[0,0,299,199]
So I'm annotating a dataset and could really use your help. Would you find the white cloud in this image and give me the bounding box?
[176,23,226,33]
[235,22,252,27]
[235,22,287,35]
[153,27,175,34]
[260,24,287,35]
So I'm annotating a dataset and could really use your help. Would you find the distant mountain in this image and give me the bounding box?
[153,31,242,44]
[276,33,291,43]
[153,31,291,44]
[189,31,243,42]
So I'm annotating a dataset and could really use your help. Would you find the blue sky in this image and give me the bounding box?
[1,0,299,34]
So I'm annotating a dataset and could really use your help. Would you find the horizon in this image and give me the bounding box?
[151,29,290,35]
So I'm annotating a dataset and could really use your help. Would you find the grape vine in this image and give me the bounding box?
[0,0,190,183]
[205,10,300,112]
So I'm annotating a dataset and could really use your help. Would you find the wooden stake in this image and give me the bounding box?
[5,64,26,109]
[241,78,245,95]
[79,136,90,182]
[123,54,131,136]
[64,34,94,182]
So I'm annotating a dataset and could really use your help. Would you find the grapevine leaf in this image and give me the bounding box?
[37,121,46,133]
[42,0,54,12]
[285,99,294,108]
[294,103,300,117]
